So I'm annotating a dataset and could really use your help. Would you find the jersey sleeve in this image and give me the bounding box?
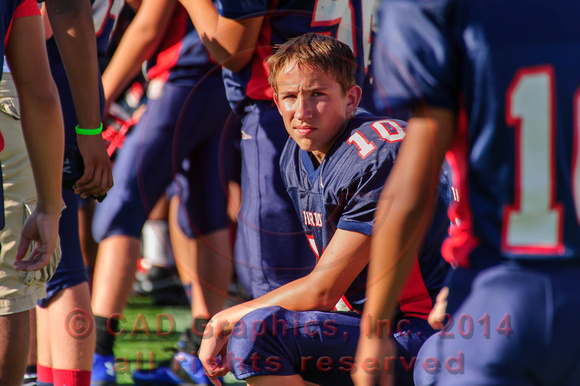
[337,161,393,235]
[217,0,268,20]
[371,0,459,112]
[14,0,40,18]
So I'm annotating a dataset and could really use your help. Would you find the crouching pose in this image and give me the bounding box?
[197,33,452,386]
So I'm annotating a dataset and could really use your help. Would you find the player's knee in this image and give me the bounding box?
[227,306,286,351]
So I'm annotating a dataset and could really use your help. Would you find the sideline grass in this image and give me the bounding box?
[113,295,243,385]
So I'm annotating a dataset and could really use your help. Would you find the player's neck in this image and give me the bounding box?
[308,152,321,169]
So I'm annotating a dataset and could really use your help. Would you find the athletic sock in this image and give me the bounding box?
[95,315,119,356]
[24,363,39,386]
[177,317,209,355]
[183,283,192,304]
[37,363,54,386]
[192,317,209,352]
[25,364,37,375]
[53,368,91,386]
[142,220,175,268]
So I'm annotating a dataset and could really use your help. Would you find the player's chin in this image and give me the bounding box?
[295,139,317,153]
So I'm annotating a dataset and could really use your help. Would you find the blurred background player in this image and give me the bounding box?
[355,0,580,385]
[0,1,64,383]
[88,0,235,384]
[34,1,120,385]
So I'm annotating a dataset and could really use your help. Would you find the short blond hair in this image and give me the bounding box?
[267,33,357,95]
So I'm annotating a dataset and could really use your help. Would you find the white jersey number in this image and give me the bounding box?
[311,0,373,70]
[347,119,405,159]
[503,66,569,254]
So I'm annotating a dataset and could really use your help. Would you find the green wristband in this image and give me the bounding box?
[75,122,103,135]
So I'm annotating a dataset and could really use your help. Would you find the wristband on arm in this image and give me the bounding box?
[75,122,103,135]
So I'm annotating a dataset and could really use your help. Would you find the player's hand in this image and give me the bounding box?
[352,320,395,386]
[428,286,449,330]
[14,209,60,271]
[75,133,114,198]
[198,318,231,386]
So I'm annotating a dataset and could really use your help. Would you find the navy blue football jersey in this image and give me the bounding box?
[373,0,580,266]
[280,112,451,316]
[218,0,373,110]
[146,3,217,84]
[92,0,124,61]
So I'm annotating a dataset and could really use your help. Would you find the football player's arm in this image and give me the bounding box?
[352,107,455,386]
[198,229,371,381]
[178,0,263,71]
[101,0,175,108]
[45,0,113,198]
[6,15,64,271]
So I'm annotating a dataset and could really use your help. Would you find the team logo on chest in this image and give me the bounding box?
[302,210,323,227]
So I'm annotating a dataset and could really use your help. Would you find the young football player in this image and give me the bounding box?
[196,33,452,386]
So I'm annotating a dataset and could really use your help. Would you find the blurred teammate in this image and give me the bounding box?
[89,0,234,384]
[35,1,119,385]
[0,1,64,383]
[354,1,580,385]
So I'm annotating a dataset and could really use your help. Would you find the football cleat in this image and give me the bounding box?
[91,353,116,386]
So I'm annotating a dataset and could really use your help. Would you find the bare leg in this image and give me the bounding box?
[91,235,140,317]
[0,311,30,384]
[36,305,51,368]
[37,282,95,371]
[27,308,37,368]
[169,196,233,319]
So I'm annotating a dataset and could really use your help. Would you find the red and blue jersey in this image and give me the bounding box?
[146,3,216,83]
[280,111,452,317]
[218,0,373,110]
[44,1,215,84]
[93,0,125,60]
[372,0,580,267]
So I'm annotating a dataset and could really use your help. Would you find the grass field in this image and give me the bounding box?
[113,295,244,385]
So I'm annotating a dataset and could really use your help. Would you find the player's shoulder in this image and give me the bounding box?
[348,112,407,137]
[378,0,462,26]
[381,0,459,10]
[342,110,408,156]
[326,111,406,177]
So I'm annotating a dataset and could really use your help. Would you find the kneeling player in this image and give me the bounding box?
[196,33,452,386]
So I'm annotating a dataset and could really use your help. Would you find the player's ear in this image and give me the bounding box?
[345,85,362,115]
[273,92,283,115]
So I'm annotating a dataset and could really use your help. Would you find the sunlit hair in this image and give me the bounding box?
[267,33,357,95]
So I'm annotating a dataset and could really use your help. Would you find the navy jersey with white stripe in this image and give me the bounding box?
[372,0,580,267]
[280,112,451,316]
[93,0,125,59]
[218,0,373,109]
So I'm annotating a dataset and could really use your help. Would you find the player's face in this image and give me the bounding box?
[274,61,361,163]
